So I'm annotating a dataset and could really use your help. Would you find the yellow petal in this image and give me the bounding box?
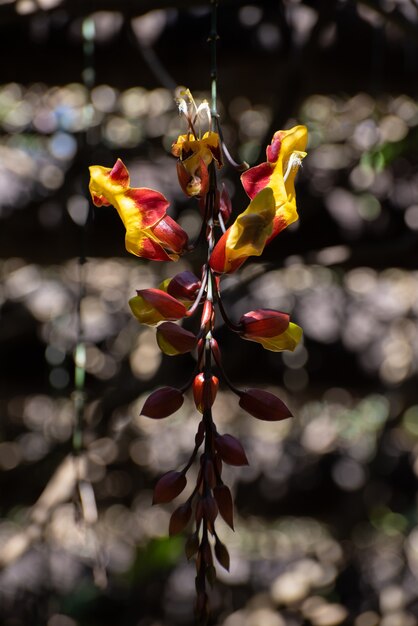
[226,187,275,262]
[129,295,163,326]
[269,125,308,226]
[258,322,303,352]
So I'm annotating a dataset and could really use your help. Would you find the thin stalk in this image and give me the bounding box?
[218,212,226,234]
[216,117,249,172]
[209,0,218,126]
[183,437,204,474]
[209,340,242,396]
[215,289,242,333]
[186,268,209,317]
[179,361,200,394]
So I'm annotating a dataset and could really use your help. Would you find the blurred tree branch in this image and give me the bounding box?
[0,455,86,571]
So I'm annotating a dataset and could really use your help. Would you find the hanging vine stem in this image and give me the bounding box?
[209,0,219,126]
[87,0,307,618]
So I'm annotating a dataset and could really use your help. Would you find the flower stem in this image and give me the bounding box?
[215,288,242,333]
[209,0,218,126]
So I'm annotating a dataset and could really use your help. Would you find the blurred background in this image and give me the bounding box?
[1,1,418,625]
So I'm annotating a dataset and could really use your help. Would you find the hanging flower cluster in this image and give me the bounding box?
[89,89,307,623]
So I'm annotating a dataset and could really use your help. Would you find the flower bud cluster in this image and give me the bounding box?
[89,87,307,623]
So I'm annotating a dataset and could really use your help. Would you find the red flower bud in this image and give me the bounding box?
[185,533,199,560]
[215,433,249,466]
[202,496,218,524]
[239,388,292,421]
[213,485,234,530]
[153,470,187,504]
[129,288,187,325]
[239,309,302,352]
[240,309,289,338]
[141,387,184,419]
[210,337,222,367]
[169,501,192,535]
[192,373,219,413]
[214,537,230,571]
[201,300,213,327]
[167,271,201,301]
[156,322,198,356]
[152,215,188,255]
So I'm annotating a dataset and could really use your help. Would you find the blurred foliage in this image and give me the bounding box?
[2,0,418,625]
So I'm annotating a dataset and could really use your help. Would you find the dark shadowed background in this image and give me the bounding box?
[1,1,418,625]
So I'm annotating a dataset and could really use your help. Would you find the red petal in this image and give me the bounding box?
[201,300,213,326]
[167,271,201,300]
[153,216,188,254]
[213,485,234,530]
[108,158,130,187]
[210,338,222,368]
[241,162,273,199]
[91,192,111,207]
[137,288,187,319]
[266,132,282,163]
[176,160,193,196]
[240,310,290,338]
[265,214,288,245]
[198,158,209,196]
[153,470,187,504]
[209,229,247,275]
[209,231,228,273]
[139,237,172,261]
[141,387,184,419]
[215,434,249,466]
[126,188,169,227]
[239,388,292,421]
[193,373,219,413]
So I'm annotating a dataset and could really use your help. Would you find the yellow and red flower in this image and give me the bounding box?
[239,309,302,352]
[172,131,222,197]
[241,125,307,241]
[171,88,222,197]
[209,126,307,274]
[89,158,188,261]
